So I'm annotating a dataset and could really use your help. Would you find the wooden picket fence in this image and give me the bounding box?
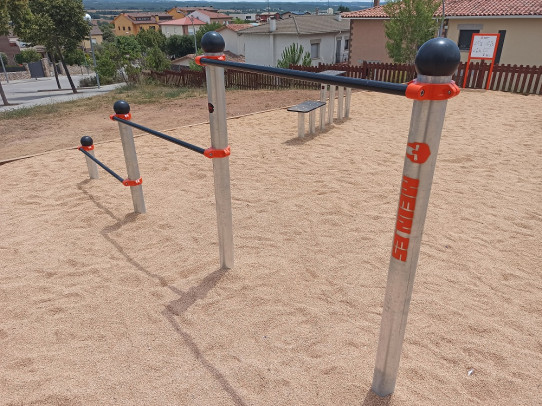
[147,60,542,95]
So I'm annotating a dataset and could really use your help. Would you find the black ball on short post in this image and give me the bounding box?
[113,100,130,114]
[201,31,225,53]
[80,136,93,146]
[415,38,461,77]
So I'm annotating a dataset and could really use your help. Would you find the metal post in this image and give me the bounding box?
[371,38,460,397]
[309,110,316,134]
[338,86,344,119]
[202,32,234,270]
[80,136,99,179]
[345,88,352,118]
[113,101,146,214]
[297,113,305,138]
[328,85,336,124]
[319,84,327,130]
[89,34,100,89]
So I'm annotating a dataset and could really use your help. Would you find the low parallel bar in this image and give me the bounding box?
[79,147,124,183]
[199,58,408,96]
[111,116,206,155]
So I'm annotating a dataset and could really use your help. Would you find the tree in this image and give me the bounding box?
[136,28,166,52]
[142,46,170,72]
[16,0,90,94]
[232,17,250,24]
[96,35,141,83]
[14,49,41,64]
[0,0,31,105]
[338,5,351,13]
[166,35,195,59]
[276,43,311,68]
[383,0,441,64]
[98,22,115,43]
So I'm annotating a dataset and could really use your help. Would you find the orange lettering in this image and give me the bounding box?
[396,214,413,234]
[392,233,409,261]
[401,176,419,198]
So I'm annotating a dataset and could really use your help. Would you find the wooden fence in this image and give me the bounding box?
[147,60,542,95]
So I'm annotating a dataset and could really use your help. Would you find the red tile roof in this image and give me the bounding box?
[342,0,542,18]
[219,24,254,32]
[159,17,206,26]
[196,10,232,19]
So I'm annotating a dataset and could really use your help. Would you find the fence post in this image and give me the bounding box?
[112,101,146,214]
[201,32,234,270]
[371,38,460,397]
[80,136,99,179]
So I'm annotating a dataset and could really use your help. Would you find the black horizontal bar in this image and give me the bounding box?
[199,58,408,96]
[112,117,206,155]
[79,148,124,183]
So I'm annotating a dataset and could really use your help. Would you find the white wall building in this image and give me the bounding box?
[239,15,350,67]
[216,24,254,55]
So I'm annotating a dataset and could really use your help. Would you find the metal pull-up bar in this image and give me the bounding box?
[110,102,230,159]
[196,56,408,96]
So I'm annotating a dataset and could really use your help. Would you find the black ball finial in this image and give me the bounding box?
[415,38,461,77]
[201,31,225,53]
[113,100,130,114]
[80,136,94,146]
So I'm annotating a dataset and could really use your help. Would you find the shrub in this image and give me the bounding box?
[14,49,42,64]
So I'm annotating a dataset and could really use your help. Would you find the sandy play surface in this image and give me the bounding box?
[1,88,541,405]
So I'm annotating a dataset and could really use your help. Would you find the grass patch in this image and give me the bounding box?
[0,83,206,121]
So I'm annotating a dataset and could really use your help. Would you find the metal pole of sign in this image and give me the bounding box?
[202,32,234,270]
[112,101,146,214]
[371,38,460,397]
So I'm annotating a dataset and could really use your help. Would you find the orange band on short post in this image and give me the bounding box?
[78,145,95,151]
[122,177,143,187]
[405,80,460,101]
[204,145,231,159]
[110,113,132,121]
[195,54,226,66]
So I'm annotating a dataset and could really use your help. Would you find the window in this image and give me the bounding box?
[458,29,479,50]
[344,39,349,50]
[122,26,126,31]
[128,26,131,31]
[117,26,120,31]
[310,40,320,59]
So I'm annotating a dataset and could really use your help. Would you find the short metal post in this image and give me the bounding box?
[328,85,336,124]
[113,101,146,214]
[309,110,316,134]
[319,84,327,130]
[345,88,352,118]
[371,38,460,397]
[202,32,234,270]
[297,113,305,138]
[338,86,344,119]
[80,136,99,179]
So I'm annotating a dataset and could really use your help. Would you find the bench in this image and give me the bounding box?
[287,100,326,138]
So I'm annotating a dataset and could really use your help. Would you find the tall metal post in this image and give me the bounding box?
[201,32,234,270]
[84,14,100,89]
[319,84,327,130]
[345,88,352,118]
[113,101,146,214]
[371,38,460,397]
[328,85,336,124]
[0,54,9,83]
[80,136,99,179]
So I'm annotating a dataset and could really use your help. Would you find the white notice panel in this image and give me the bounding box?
[470,35,498,59]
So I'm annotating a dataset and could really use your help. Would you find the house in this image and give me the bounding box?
[239,15,350,67]
[113,12,174,36]
[0,35,21,65]
[342,0,542,66]
[281,12,311,19]
[188,10,232,26]
[229,13,257,22]
[82,24,103,52]
[160,17,206,37]
[167,6,217,20]
[256,12,281,23]
[216,24,254,55]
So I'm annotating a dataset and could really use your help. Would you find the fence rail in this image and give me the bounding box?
[146,60,542,95]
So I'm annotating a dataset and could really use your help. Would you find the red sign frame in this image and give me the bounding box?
[463,33,500,90]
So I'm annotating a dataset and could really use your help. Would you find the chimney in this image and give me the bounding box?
[269,18,276,32]
[374,1,380,6]
[335,14,342,21]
